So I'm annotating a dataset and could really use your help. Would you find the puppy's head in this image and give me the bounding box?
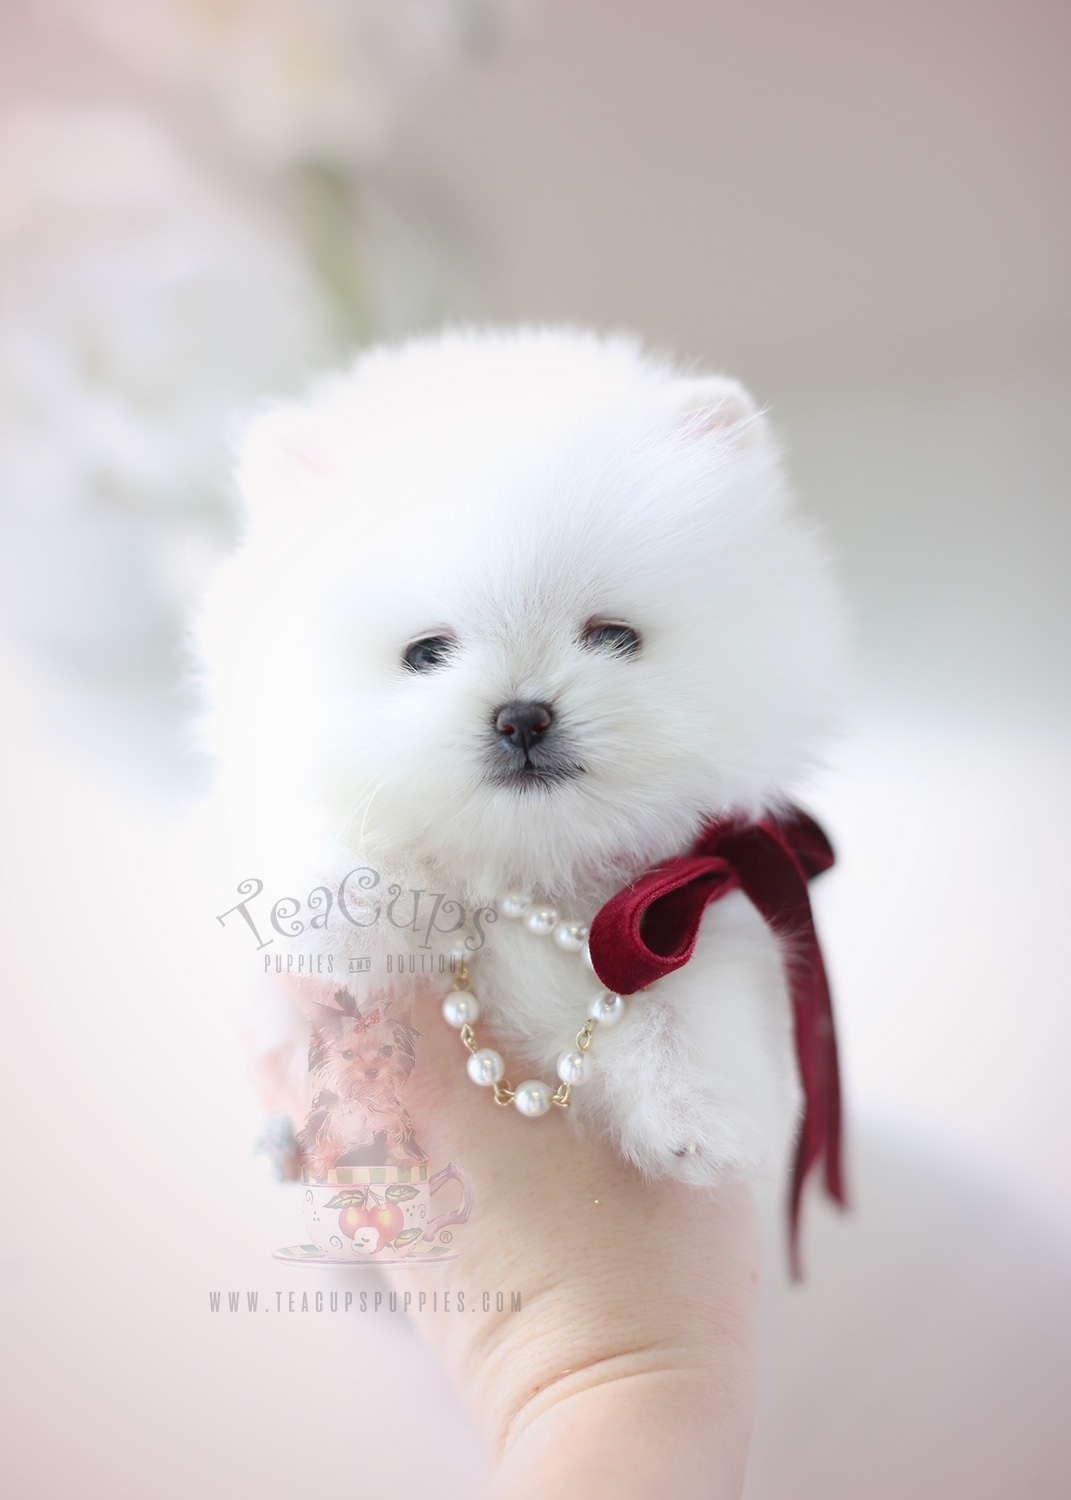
[201,329,843,898]
[309,993,417,1110]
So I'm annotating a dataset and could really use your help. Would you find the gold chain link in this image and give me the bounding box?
[574,1018,598,1052]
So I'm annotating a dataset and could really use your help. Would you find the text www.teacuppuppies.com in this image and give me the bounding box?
[209,1289,522,1314]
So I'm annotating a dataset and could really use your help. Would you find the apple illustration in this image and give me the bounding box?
[338,1199,405,1252]
[366,1202,405,1244]
[337,1204,367,1240]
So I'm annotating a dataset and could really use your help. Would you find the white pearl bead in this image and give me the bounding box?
[557,1049,593,1085]
[448,944,473,967]
[499,893,530,919]
[581,943,596,970]
[442,991,480,1028]
[466,1048,504,1086]
[553,921,589,952]
[588,991,625,1027]
[524,906,559,936]
[513,1080,552,1116]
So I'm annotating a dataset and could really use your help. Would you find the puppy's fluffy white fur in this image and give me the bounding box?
[196,327,843,1184]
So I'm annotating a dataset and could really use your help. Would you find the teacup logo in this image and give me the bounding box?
[274,985,476,1265]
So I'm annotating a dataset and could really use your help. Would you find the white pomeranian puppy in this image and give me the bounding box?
[196,327,844,1206]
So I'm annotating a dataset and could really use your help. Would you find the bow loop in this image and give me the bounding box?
[587,855,737,995]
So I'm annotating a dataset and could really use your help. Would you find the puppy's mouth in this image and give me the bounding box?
[484,758,584,791]
[350,1080,400,1108]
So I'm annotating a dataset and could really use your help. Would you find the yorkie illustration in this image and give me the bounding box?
[298,991,426,1177]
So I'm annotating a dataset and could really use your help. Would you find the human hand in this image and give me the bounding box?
[381,991,761,1500]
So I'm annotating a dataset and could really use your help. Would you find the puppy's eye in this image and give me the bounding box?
[403,635,455,672]
[379,1045,394,1057]
[341,1049,356,1061]
[582,621,641,656]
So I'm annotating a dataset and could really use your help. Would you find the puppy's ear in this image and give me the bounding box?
[331,989,360,1018]
[235,402,340,515]
[391,1020,420,1062]
[309,999,346,1038]
[671,376,768,450]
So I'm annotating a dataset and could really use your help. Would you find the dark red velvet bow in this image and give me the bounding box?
[588,807,844,1276]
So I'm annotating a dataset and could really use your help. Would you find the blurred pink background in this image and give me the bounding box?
[1,3,1068,1496]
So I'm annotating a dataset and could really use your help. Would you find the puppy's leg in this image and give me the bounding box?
[584,892,802,1186]
[300,1129,345,1181]
[382,1109,428,1165]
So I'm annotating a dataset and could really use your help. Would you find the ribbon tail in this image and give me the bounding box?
[787,937,846,1281]
[819,945,846,1209]
[788,1132,808,1283]
[730,818,845,1280]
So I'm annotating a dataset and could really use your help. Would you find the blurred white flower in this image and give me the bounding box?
[60,0,522,167]
[0,106,336,712]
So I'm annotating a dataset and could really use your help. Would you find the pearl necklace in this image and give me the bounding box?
[441,893,628,1117]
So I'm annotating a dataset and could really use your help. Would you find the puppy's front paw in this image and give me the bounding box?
[667,1138,728,1186]
[664,1135,756,1186]
[615,1084,772,1186]
[587,988,795,1187]
[660,1130,751,1185]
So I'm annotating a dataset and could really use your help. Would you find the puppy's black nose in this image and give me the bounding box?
[364,1068,379,1080]
[494,701,554,754]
